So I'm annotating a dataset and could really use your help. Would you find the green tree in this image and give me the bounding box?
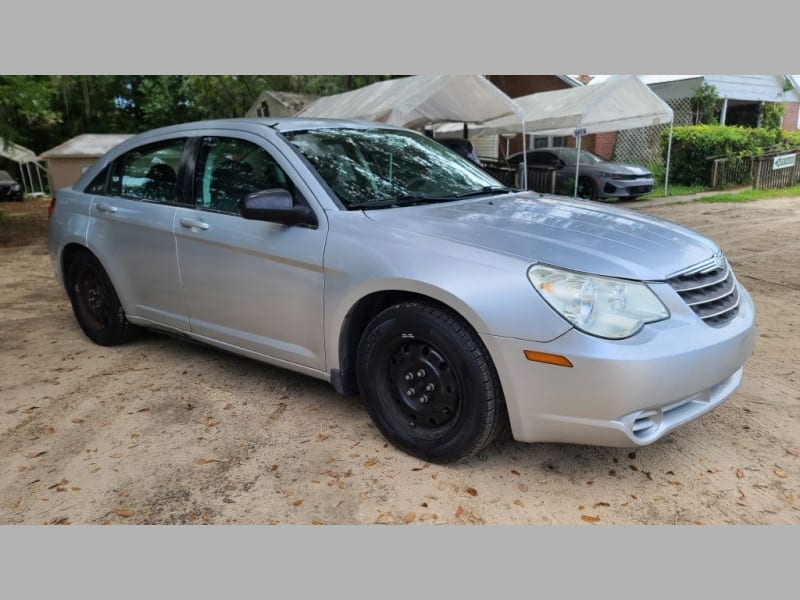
[759,102,784,130]
[691,82,721,125]
[0,76,59,150]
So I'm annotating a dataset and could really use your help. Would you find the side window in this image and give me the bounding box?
[193,136,292,214]
[529,152,549,165]
[84,165,110,194]
[108,138,187,203]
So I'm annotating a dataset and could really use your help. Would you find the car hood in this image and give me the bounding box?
[364,192,718,281]
[567,162,651,176]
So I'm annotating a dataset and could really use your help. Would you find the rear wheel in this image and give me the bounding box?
[66,251,137,346]
[356,300,506,463]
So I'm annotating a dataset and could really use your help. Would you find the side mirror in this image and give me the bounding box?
[239,189,317,227]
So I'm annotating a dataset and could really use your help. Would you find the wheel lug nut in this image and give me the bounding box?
[425,383,435,392]
[420,395,429,404]
[407,388,415,397]
[405,372,414,381]
[416,369,426,377]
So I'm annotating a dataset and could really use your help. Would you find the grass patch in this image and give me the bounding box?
[696,184,800,203]
[642,183,709,199]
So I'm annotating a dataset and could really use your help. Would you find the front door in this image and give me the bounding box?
[174,134,327,371]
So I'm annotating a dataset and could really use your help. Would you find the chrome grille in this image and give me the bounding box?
[667,256,740,327]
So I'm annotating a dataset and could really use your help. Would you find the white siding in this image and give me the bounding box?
[704,75,786,102]
[472,135,499,160]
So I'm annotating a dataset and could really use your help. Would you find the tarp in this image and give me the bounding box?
[294,75,522,130]
[0,137,38,163]
[437,76,673,137]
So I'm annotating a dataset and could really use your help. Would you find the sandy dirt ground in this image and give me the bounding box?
[0,196,797,525]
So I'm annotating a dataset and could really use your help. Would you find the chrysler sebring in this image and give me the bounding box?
[47,118,755,463]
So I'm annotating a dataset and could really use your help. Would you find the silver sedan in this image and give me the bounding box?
[47,118,755,463]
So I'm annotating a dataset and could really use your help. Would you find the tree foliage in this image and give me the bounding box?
[0,75,397,154]
[691,82,721,125]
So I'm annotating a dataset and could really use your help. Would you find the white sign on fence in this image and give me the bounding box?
[773,153,796,170]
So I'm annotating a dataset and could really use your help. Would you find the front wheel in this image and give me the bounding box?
[356,300,506,463]
[66,251,137,346]
[577,177,598,201]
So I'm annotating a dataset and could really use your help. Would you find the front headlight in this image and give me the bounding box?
[527,264,669,339]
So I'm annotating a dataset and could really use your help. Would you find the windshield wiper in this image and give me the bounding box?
[348,194,456,210]
[452,185,518,199]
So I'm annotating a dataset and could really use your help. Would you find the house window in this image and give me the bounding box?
[531,135,565,149]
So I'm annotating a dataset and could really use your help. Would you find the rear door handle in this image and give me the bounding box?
[179,217,209,231]
[96,203,118,214]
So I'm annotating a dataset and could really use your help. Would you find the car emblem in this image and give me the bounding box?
[714,252,725,270]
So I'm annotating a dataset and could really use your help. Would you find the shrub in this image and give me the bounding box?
[661,125,784,186]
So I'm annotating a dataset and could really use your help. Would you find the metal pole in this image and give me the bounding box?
[35,161,45,195]
[16,162,27,196]
[26,162,35,196]
[521,120,528,190]
[573,134,582,198]
[664,121,674,197]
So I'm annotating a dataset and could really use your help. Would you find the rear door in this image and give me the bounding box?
[174,132,327,371]
[86,137,191,330]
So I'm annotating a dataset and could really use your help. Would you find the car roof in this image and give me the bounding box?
[0,170,15,180]
[125,117,407,138]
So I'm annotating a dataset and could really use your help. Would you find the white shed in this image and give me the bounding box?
[39,133,133,191]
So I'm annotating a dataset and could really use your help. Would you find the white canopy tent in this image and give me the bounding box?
[437,76,676,196]
[0,137,48,197]
[295,74,522,130]
[294,75,530,186]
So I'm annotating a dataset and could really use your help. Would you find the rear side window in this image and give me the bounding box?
[84,165,110,194]
[108,138,187,203]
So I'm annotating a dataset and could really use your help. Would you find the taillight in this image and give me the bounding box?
[48,196,56,218]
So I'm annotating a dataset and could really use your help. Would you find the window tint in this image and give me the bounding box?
[108,138,186,202]
[193,137,292,214]
[528,152,554,165]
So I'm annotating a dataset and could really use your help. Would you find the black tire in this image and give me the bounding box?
[577,177,598,201]
[356,300,506,463]
[66,251,137,346]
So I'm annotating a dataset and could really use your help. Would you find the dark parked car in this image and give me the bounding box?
[507,147,654,201]
[0,170,23,201]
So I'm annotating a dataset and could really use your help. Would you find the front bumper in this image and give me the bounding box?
[481,284,755,446]
[598,177,654,198]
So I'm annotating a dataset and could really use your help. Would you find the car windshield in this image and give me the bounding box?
[283,128,508,209]
[551,148,604,164]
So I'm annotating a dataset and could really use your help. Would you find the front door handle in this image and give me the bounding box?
[95,203,118,214]
[179,217,210,231]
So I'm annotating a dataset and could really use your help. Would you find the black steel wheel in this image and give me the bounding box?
[66,251,137,346]
[356,300,506,463]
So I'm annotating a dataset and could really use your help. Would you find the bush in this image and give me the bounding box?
[661,125,784,186]
[780,129,800,147]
